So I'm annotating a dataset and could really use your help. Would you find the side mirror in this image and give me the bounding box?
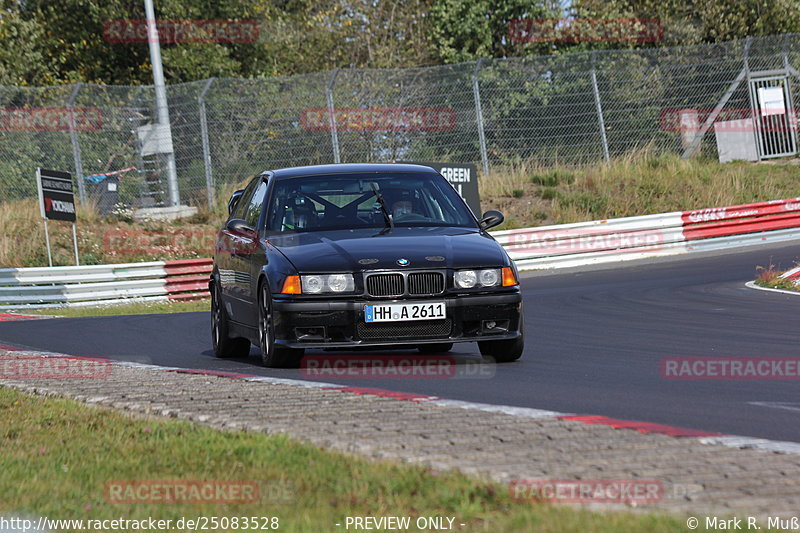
[228,189,245,215]
[226,218,255,236]
[479,210,504,230]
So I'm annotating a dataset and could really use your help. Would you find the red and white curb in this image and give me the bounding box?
[782,266,800,280]
[745,281,800,296]
[2,342,800,456]
[0,312,54,321]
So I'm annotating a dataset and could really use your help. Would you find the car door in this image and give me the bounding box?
[218,177,259,319]
[237,178,268,327]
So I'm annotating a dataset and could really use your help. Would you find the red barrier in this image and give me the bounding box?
[684,212,800,241]
[168,291,211,301]
[164,258,212,299]
[682,197,800,242]
[164,257,213,276]
[682,197,800,224]
[165,275,208,292]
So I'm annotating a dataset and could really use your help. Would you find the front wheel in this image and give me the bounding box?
[211,282,250,358]
[259,282,304,368]
[478,336,523,362]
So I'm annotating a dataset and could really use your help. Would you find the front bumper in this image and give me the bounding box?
[272,292,522,349]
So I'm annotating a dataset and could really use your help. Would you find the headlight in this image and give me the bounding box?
[301,275,325,294]
[455,269,501,289]
[300,274,355,294]
[479,269,499,287]
[454,270,477,288]
[327,274,351,293]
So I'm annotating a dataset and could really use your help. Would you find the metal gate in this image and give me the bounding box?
[748,76,798,159]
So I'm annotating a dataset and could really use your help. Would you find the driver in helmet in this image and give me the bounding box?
[387,190,415,219]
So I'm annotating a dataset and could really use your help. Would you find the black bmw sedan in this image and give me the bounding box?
[211,163,523,367]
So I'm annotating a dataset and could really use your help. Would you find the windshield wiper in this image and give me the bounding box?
[370,182,394,232]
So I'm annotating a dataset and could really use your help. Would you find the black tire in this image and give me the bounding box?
[478,311,525,363]
[258,281,304,368]
[478,336,523,362]
[211,281,250,358]
[418,343,453,354]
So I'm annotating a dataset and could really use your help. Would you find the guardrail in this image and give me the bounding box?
[494,196,800,270]
[2,197,800,309]
[0,258,212,310]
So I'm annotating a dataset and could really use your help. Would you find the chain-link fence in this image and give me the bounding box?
[2,33,800,208]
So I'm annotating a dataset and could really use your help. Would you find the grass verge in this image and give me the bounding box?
[0,387,701,532]
[20,298,210,318]
[754,264,800,292]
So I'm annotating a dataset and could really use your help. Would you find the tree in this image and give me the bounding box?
[0,2,51,85]
[0,0,441,85]
[428,0,560,63]
[572,0,800,46]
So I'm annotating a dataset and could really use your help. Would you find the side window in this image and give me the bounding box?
[244,181,267,228]
[232,178,259,220]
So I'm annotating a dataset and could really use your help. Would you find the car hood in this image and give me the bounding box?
[267,227,507,272]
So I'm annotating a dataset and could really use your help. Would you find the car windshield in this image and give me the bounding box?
[265,172,477,233]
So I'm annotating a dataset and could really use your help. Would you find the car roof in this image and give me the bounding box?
[267,163,438,179]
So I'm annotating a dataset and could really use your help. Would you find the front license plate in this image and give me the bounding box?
[364,302,446,323]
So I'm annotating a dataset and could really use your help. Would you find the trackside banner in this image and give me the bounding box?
[404,162,481,216]
[37,168,76,222]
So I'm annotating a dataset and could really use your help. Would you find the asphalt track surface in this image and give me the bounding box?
[1,242,799,442]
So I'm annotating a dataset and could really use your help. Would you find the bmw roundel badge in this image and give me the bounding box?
[396,258,410,266]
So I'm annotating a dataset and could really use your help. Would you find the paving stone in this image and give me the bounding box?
[2,349,799,517]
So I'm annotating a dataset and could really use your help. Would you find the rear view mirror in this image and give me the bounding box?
[226,218,255,236]
[228,189,245,215]
[479,210,504,230]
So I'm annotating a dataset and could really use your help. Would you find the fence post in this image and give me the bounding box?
[198,77,216,208]
[783,33,791,73]
[472,59,490,176]
[326,70,341,164]
[67,83,86,202]
[591,52,611,164]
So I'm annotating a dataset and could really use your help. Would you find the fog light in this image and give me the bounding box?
[482,320,509,333]
[295,326,326,341]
